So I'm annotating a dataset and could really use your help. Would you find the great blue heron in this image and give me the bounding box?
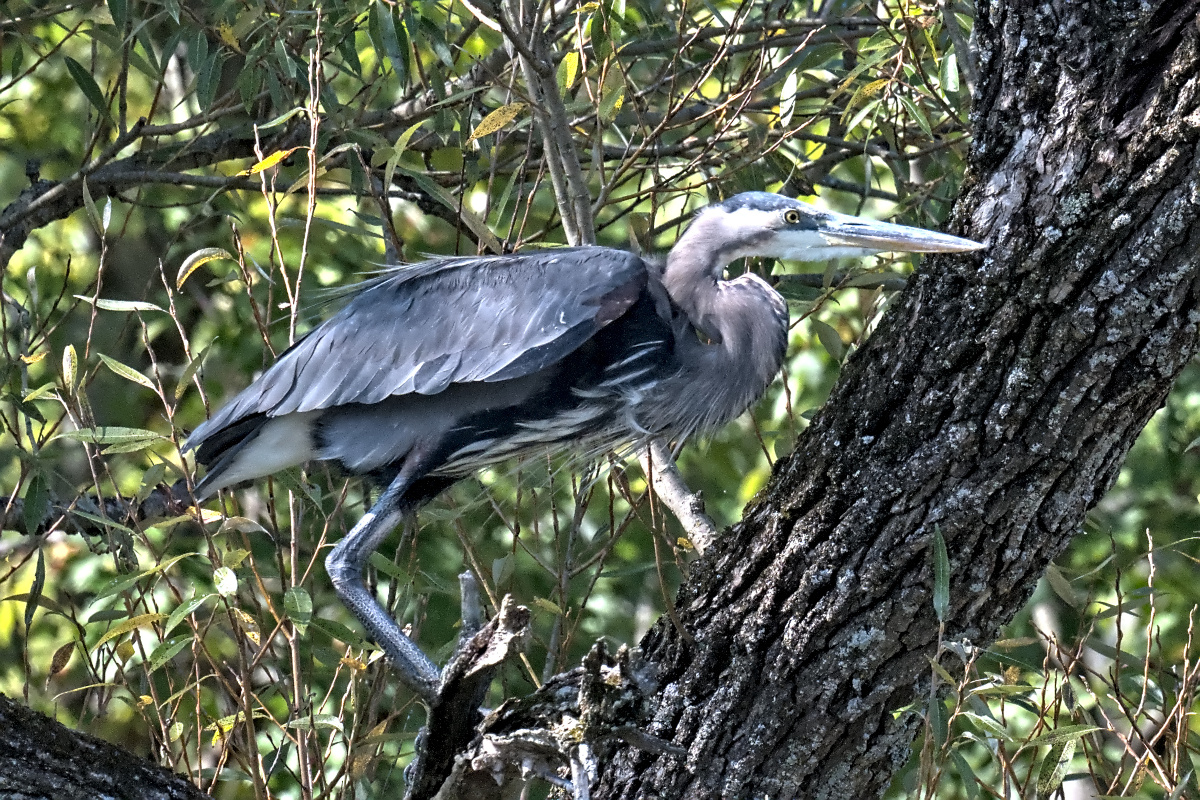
[186,192,982,700]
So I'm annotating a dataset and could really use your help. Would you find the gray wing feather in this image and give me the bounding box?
[188,248,647,447]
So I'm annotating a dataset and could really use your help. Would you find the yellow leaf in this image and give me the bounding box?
[466,103,527,143]
[20,351,48,365]
[230,607,260,645]
[176,247,234,289]
[92,613,168,651]
[841,78,890,121]
[115,640,135,663]
[236,146,304,177]
[216,21,241,51]
[62,345,77,388]
[532,597,563,616]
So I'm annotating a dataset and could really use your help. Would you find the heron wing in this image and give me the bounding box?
[188,248,649,444]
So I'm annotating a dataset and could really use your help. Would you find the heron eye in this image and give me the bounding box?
[783,210,802,225]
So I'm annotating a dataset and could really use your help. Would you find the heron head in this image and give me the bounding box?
[678,192,984,267]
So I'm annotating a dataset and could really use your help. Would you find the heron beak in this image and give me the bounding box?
[818,212,985,254]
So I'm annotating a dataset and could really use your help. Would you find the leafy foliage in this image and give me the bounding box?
[11,0,1192,798]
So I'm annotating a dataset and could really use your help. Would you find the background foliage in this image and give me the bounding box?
[1,0,1196,797]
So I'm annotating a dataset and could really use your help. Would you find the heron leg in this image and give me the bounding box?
[325,452,450,703]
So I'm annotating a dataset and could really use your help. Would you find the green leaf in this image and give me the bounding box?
[69,509,137,536]
[284,587,312,628]
[899,94,933,137]
[285,714,344,732]
[1035,737,1075,795]
[81,178,102,235]
[309,616,369,647]
[164,594,215,637]
[394,166,502,254]
[57,426,162,446]
[1043,563,1080,608]
[98,354,155,391]
[372,3,409,85]
[93,298,165,314]
[812,319,845,361]
[368,551,408,582]
[25,548,46,630]
[23,472,49,536]
[941,52,960,94]
[107,0,128,32]
[949,748,980,800]
[779,70,798,127]
[927,697,947,748]
[961,711,1012,742]
[175,344,211,400]
[0,592,65,616]
[932,525,950,622]
[533,597,563,616]
[92,612,167,651]
[94,553,200,601]
[146,635,192,674]
[1023,724,1099,749]
[64,57,112,124]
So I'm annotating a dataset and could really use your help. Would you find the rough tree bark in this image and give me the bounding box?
[0,692,210,800]
[593,1,1200,797]
[5,1,1200,798]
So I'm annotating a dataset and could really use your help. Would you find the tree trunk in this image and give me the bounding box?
[594,1,1200,797]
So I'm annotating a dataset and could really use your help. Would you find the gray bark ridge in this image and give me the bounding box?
[0,691,211,800]
[595,2,1200,798]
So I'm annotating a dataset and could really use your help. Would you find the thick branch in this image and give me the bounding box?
[0,692,211,800]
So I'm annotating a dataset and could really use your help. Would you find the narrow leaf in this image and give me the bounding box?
[57,426,162,445]
[146,635,192,674]
[164,594,214,637]
[812,319,845,361]
[25,548,46,630]
[92,612,167,651]
[23,472,49,537]
[1023,724,1100,749]
[93,553,199,601]
[49,641,75,677]
[779,70,798,127]
[94,298,165,313]
[175,344,211,400]
[98,354,155,390]
[285,714,344,732]
[932,525,950,622]
[557,51,579,95]
[236,146,304,177]
[466,102,526,143]
[62,345,77,389]
[81,178,102,235]
[176,247,234,289]
[1036,738,1076,795]
[64,56,112,123]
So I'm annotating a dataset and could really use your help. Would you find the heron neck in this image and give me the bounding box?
[652,244,788,437]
